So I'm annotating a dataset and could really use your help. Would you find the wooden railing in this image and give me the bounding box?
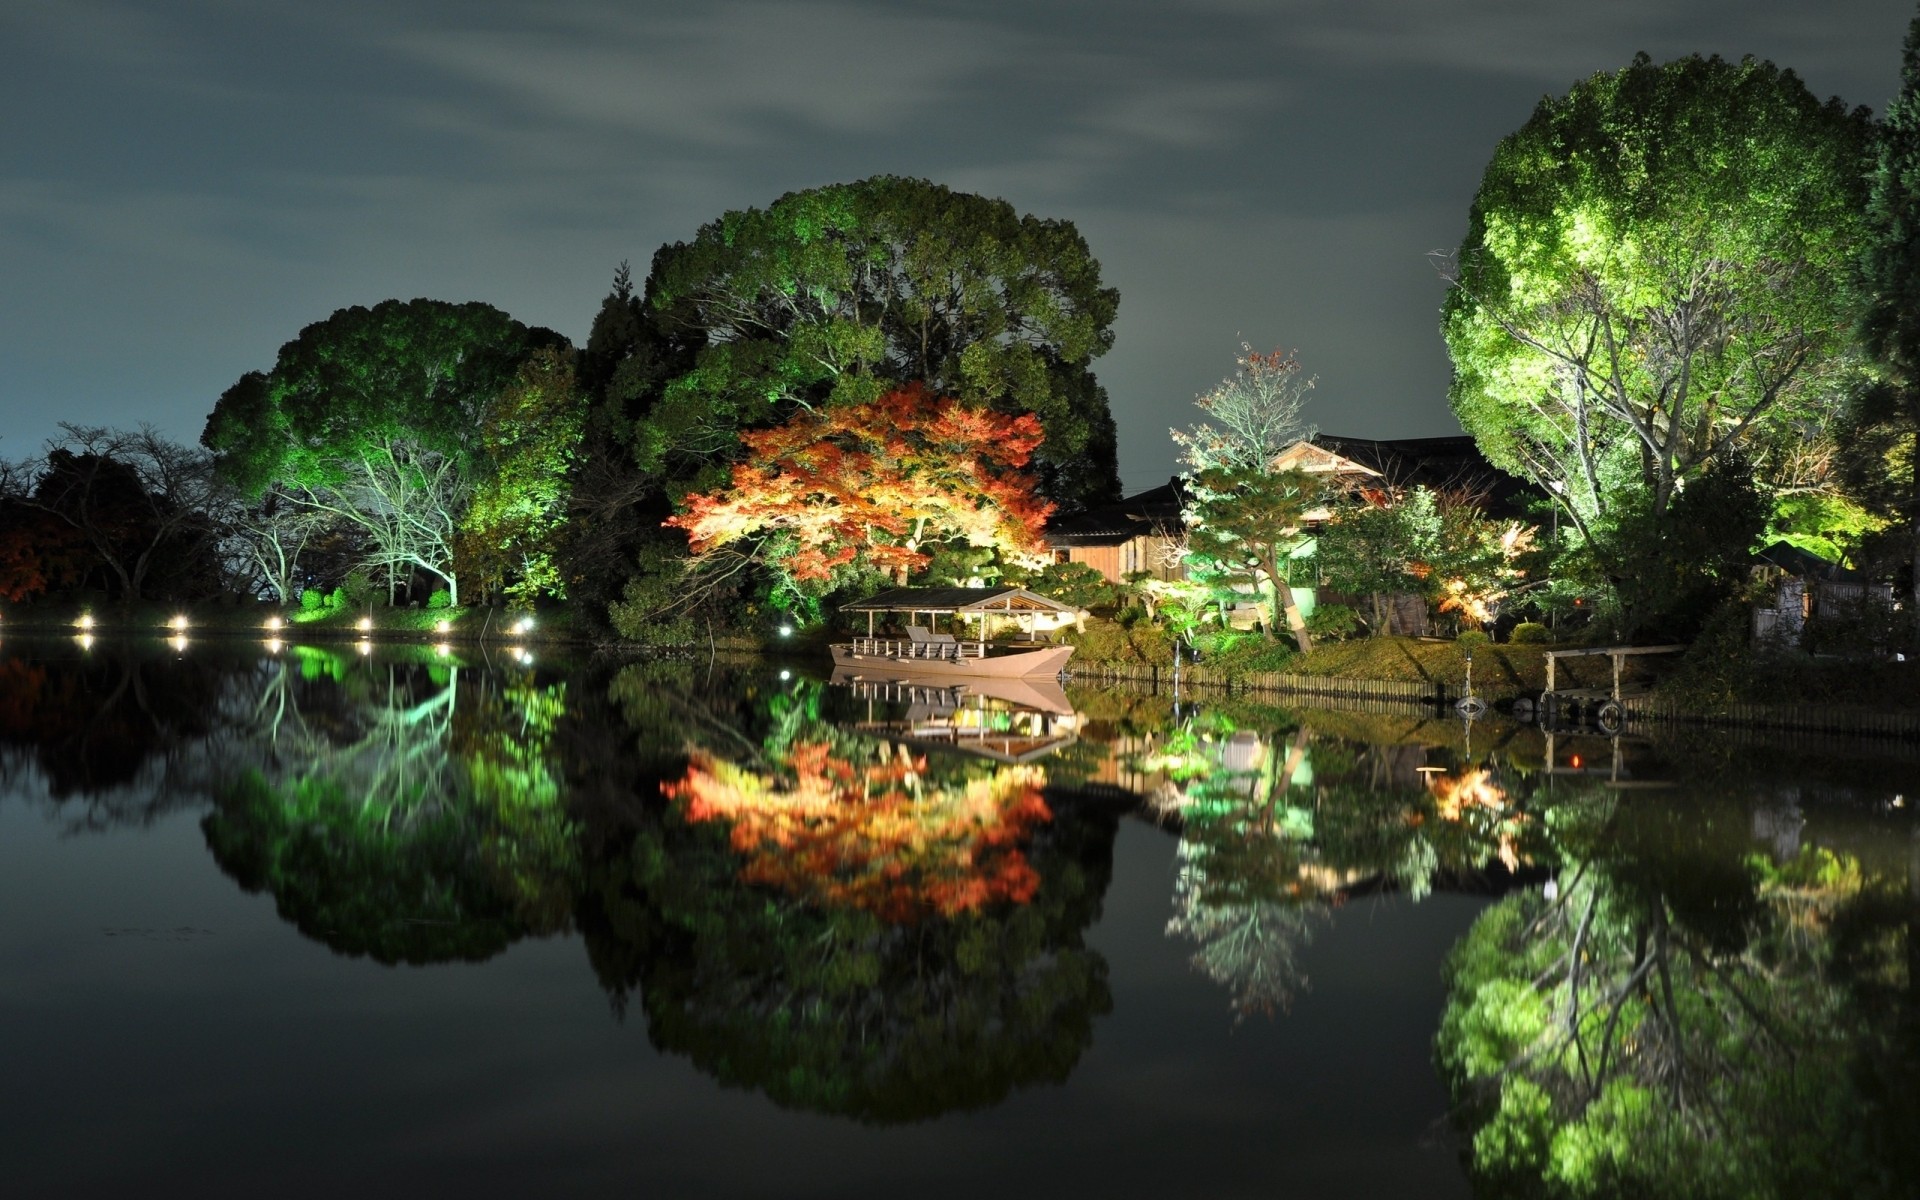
[849,636,985,661]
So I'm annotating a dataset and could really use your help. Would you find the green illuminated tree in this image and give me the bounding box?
[635,176,1123,508]
[202,300,565,605]
[1315,490,1441,636]
[458,346,586,603]
[1442,54,1874,601]
[1854,7,1920,607]
[1184,466,1319,651]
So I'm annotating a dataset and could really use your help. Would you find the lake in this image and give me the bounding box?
[0,637,1913,1199]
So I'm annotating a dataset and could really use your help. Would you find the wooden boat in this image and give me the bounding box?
[831,586,1082,679]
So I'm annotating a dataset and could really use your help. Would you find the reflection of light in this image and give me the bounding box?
[169,615,189,632]
[435,619,451,635]
[264,638,284,654]
[514,648,533,665]
[264,615,283,632]
[434,643,451,657]
[76,633,94,650]
[1415,765,1447,774]
[357,640,372,656]
[169,636,189,653]
[356,616,373,633]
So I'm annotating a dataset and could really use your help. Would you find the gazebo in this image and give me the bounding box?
[839,586,1082,652]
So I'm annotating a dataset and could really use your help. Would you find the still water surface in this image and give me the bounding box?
[0,638,1913,1199]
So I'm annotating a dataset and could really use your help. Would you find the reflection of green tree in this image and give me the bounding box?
[1438,787,1916,1199]
[1160,723,1323,1018]
[1157,717,1547,1018]
[204,661,578,964]
[578,680,1118,1123]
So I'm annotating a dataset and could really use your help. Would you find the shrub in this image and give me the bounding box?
[1306,603,1360,641]
[1029,561,1119,610]
[341,569,376,608]
[300,589,326,612]
[1509,621,1551,645]
[426,588,452,610]
[1457,629,1492,649]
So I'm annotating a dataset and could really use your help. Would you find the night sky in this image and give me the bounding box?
[4,0,1911,493]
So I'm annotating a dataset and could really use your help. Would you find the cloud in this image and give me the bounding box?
[386,1,1016,148]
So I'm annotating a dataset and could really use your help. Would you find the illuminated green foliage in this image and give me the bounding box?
[458,346,586,603]
[1184,466,1320,649]
[203,299,565,604]
[1443,54,1873,617]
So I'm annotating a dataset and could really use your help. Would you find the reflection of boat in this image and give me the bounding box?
[830,667,1072,716]
[830,666,1080,764]
[833,587,1081,679]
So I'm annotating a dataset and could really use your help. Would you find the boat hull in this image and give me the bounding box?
[829,643,1074,679]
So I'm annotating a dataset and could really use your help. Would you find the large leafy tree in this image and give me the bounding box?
[1442,54,1874,594]
[636,176,1122,507]
[667,386,1055,595]
[1854,6,1920,607]
[202,299,564,605]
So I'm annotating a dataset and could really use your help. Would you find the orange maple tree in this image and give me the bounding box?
[666,386,1055,582]
[664,743,1053,922]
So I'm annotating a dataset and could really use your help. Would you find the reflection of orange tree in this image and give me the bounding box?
[666,743,1052,922]
[1424,767,1527,874]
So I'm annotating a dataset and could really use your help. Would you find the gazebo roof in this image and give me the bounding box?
[839,587,1081,615]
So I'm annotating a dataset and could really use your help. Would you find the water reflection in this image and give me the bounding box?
[2,637,1917,1175]
[578,668,1118,1122]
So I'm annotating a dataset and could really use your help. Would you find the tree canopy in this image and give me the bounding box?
[1442,54,1874,585]
[202,299,568,605]
[667,386,1055,594]
[1852,6,1920,606]
[634,176,1123,507]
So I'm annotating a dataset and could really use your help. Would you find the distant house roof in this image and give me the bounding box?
[1302,434,1539,517]
[1270,441,1384,480]
[1751,541,1861,582]
[1044,477,1190,547]
[840,587,1081,615]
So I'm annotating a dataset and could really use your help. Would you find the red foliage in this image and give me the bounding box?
[0,507,89,603]
[664,742,1053,922]
[667,385,1055,580]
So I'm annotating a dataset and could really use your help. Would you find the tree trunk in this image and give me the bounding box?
[1274,585,1312,654]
